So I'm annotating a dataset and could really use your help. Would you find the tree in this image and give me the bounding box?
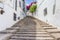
[29,4,37,15]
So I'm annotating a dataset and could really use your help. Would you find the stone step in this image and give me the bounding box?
[18,30,46,32]
[6,27,20,30]
[15,31,47,34]
[40,24,49,25]
[46,29,60,33]
[18,28,46,32]
[9,36,54,40]
[43,27,57,29]
[12,24,21,27]
[51,33,60,40]
[19,27,36,30]
[39,22,49,25]
[39,20,47,23]
[9,38,54,40]
[0,30,17,34]
[11,33,51,37]
[41,25,52,27]
[9,39,39,40]
[0,34,13,40]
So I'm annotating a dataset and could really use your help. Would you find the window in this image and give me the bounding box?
[22,0,24,1]
[10,0,12,1]
[19,1,21,7]
[15,0,17,11]
[44,8,47,16]
[53,4,55,15]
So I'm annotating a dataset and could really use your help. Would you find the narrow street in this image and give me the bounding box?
[0,16,60,40]
[0,0,60,40]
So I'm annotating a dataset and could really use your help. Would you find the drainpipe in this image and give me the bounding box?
[53,0,56,15]
[54,0,56,15]
[23,0,27,16]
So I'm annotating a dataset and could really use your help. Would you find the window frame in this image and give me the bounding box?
[44,8,47,16]
[19,1,21,8]
[15,0,17,11]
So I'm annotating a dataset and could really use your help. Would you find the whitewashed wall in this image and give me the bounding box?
[34,0,60,28]
[35,0,54,22]
[52,0,60,28]
[0,0,26,31]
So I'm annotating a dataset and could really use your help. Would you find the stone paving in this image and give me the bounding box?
[0,16,60,40]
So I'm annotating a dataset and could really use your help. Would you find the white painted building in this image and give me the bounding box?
[35,0,60,28]
[0,0,26,31]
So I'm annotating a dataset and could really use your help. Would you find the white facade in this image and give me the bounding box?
[0,0,26,31]
[35,0,60,28]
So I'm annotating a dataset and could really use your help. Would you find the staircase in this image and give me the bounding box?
[0,16,60,40]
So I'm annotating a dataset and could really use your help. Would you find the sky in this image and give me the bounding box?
[25,0,33,5]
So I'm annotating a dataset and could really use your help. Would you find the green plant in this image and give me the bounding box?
[29,4,37,13]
